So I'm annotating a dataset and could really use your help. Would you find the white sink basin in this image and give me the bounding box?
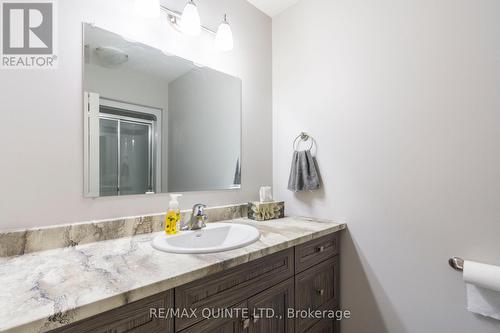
[151,223,260,254]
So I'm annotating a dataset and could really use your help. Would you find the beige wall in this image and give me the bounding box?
[0,0,272,230]
[273,0,500,332]
[168,68,241,192]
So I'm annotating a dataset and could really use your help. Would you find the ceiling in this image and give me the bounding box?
[84,24,195,82]
[246,0,300,17]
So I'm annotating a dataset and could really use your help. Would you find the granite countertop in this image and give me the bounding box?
[0,217,345,333]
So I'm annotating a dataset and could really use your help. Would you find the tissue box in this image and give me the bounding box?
[247,201,285,221]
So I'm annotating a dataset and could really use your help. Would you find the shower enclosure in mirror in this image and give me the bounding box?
[83,24,242,197]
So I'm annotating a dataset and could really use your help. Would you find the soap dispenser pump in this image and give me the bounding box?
[165,194,182,235]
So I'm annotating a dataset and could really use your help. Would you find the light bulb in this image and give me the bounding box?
[133,0,161,18]
[215,14,233,51]
[180,0,201,36]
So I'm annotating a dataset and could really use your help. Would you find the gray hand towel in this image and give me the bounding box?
[287,150,320,192]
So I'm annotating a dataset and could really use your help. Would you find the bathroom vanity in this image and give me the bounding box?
[51,232,339,333]
[0,213,345,333]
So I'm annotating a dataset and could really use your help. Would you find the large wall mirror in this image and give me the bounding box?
[83,24,242,197]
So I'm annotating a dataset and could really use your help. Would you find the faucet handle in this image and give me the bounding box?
[191,204,208,230]
[192,203,207,216]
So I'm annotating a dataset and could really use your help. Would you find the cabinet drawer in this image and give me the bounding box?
[295,258,339,333]
[175,248,294,331]
[295,233,338,273]
[51,290,173,333]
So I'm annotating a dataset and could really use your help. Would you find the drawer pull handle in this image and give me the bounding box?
[316,288,325,296]
[316,246,325,253]
[241,318,250,329]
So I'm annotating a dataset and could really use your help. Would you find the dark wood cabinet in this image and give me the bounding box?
[180,302,247,333]
[296,257,337,310]
[180,277,296,333]
[248,278,295,333]
[51,290,173,333]
[48,232,341,333]
[175,248,294,331]
[295,257,339,333]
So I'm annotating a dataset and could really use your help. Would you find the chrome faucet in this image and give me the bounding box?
[187,204,208,230]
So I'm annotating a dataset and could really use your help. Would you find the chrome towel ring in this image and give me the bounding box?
[293,132,315,151]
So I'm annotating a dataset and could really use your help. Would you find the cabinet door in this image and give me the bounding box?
[295,257,339,333]
[248,277,294,333]
[175,248,294,331]
[51,290,173,333]
[179,302,248,333]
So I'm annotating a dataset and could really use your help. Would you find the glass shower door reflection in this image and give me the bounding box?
[119,121,151,196]
[99,116,153,196]
[99,118,119,196]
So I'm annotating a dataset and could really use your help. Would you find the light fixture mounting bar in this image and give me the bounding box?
[160,5,216,35]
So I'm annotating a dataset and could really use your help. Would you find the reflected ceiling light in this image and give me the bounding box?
[134,0,161,18]
[95,47,129,66]
[180,0,201,36]
[215,14,233,51]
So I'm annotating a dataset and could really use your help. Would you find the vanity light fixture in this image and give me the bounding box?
[134,0,161,18]
[159,2,235,52]
[180,0,201,36]
[215,14,234,51]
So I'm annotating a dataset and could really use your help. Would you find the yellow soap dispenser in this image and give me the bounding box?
[165,194,182,235]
